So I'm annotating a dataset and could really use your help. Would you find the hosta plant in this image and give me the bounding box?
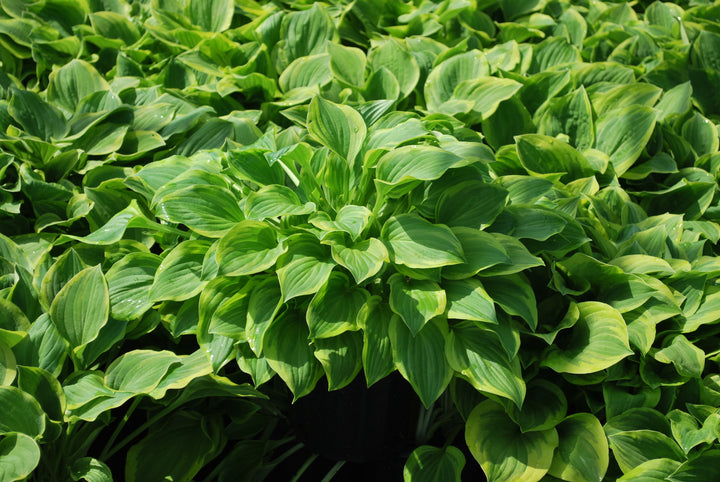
[2,0,720,480]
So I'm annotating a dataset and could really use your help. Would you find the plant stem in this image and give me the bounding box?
[102,403,177,460]
[99,396,142,460]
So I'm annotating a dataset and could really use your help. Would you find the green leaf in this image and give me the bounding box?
[682,112,719,157]
[8,89,67,141]
[548,413,609,482]
[40,248,86,310]
[263,310,324,401]
[368,38,420,99]
[50,265,109,350]
[542,302,633,374]
[280,4,335,65]
[0,433,40,481]
[375,145,464,192]
[359,300,396,387]
[425,50,490,112]
[654,335,705,379]
[0,341,16,386]
[617,458,682,482]
[149,240,210,302]
[482,274,538,331]
[667,450,720,482]
[450,77,523,120]
[89,11,140,44]
[389,318,453,409]
[327,235,388,284]
[216,221,285,277]
[70,457,113,482]
[403,445,465,482]
[655,82,692,121]
[508,379,567,433]
[106,253,162,322]
[389,273,446,336]
[16,366,65,422]
[306,272,369,339]
[245,185,316,220]
[279,54,332,92]
[446,321,525,408]
[185,0,233,32]
[0,386,45,438]
[444,278,497,323]
[313,331,363,390]
[47,59,110,113]
[516,134,594,182]
[435,181,508,230]
[382,214,464,269]
[595,105,657,177]
[310,205,372,241]
[668,410,720,453]
[126,411,223,482]
[608,430,685,474]
[105,350,181,393]
[328,42,366,87]
[276,234,335,301]
[245,276,282,356]
[537,87,594,151]
[466,400,559,482]
[308,96,366,165]
[155,185,244,237]
[442,228,511,279]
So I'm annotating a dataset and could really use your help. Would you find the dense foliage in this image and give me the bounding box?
[2,0,720,480]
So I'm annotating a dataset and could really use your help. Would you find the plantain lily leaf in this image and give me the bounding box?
[313,331,363,391]
[0,341,15,386]
[216,221,285,277]
[328,42,366,87]
[389,273,446,336]
[245,276,282,356]
[50,265,109,350]
[106,253,162,322]
[548,413,609,482]
[308,96,366,166]
[617,458,682,481]
[508,379,567,433]
[326,235,388,284]
[516,134,595,181]
[245,185,316,220]
[444,278,497,323]
[70,457,112,482]
[0,433,40,481]
[368,38,420,99]
[403,445,465,482]
[149,240,211,302]
[263,310,324,401]
[389,317,453,409]
[276,234,335,301]
[0,386,45,438]
[359,300,396,387]
[542,302,633,374]
[46,59,110,113]
[306,272,369,339]
[155,185,244,237]
[608,430,685,474]
[595,105,657,177]
[466,400,559,482]
[425,50,490,112]
[185,0,233,32]
[126,411,224,482]
[382,214,464,270]
[446,320,525,407]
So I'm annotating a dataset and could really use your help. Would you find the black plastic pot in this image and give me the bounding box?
[289,372,421,464]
